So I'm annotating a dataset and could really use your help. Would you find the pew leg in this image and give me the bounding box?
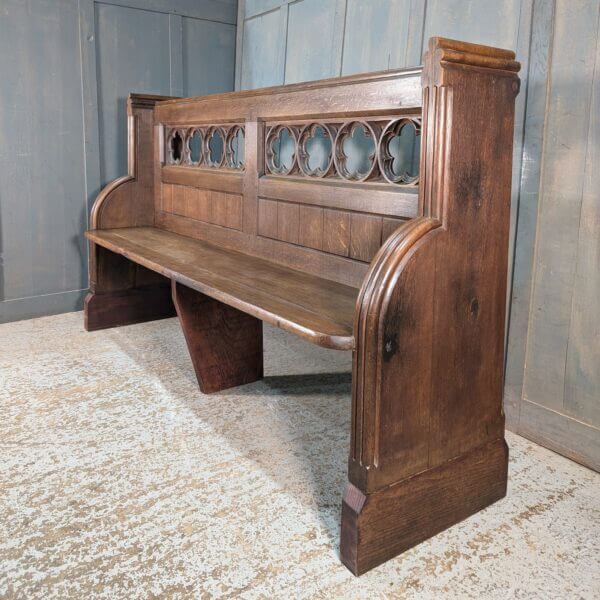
[340,437,508,575]
[85,246,175,331]
[171,280,264,393]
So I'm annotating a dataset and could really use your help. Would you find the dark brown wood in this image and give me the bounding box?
[86,93,178,331]
[86,227,358,350]
[343,36,520,571]
[171,281,263,393]
[84,285,175,331]
[84,37,521,575]
[341,438,508,575]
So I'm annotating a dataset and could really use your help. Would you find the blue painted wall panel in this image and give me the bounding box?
[235,0,600,466]
[0,0,237,322]
[182,17,236,96]
[0,0,87,305]
[95,3,172,187]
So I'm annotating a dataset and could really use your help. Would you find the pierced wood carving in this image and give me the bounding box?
[264,116,421,185]
[165,124,245,170]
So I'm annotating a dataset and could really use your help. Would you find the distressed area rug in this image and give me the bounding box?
[1,312,599,599]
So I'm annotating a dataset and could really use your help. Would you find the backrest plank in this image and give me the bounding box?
[152,67,424,287]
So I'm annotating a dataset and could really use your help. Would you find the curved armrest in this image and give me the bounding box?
[355,216,441,337]
[89,174,137,230]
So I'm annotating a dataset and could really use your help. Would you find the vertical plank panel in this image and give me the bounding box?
[285,0,339,84]
[171,185,187,216]
[182,17,236,96]
[184,186,199,219]
[0,0,87,304]
[241,8,285,89]
[226,194,244,230]
[169,14,184,97]
[422,0,522,50]
[196,189,212,222]
[163,184,174,213]
[323,209,350,257]
[342,0,411,75]
[211,191,229,226]
[258,198,278,238]
[298,205,324,250]
[564,18,600,425]
[277,202,300,244]
[523,0,599,412]
[504,0,555,421]
[95,3,171,186]
[349,214,382,262]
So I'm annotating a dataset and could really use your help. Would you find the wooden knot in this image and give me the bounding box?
[470,297,480,317]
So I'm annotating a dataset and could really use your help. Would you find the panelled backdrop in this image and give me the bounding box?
[234,0,599,470]
[0,0,236,319]
[0,0,597,470]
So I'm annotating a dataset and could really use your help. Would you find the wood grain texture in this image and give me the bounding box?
[346,39,520,569]
[87,227,358,350]
[341,438,508,575]
[172,281,263,393]
[84,285,175,331]
[86,36,526,575]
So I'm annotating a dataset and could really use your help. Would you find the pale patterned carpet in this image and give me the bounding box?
[0,312,599,599]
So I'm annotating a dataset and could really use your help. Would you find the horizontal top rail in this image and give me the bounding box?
[154,67,424,123]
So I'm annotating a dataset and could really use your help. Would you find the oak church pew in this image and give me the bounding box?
[85,37,521,575]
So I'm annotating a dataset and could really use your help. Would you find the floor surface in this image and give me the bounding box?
[1,312,599,599]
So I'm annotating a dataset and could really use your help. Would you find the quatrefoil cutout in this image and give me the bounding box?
[334,122,379,182]
[204,127,226,168]
[297,124,335,177]
[226,126,245,169]
[378,118,421,185]
[266,126,298,175]
[186,129,203,165]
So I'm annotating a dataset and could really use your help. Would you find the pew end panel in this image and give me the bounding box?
[341,37,520,574]
[84,37,521,575]
[85,94,178,331]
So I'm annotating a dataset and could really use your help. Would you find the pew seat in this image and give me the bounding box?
[87,226,358,350]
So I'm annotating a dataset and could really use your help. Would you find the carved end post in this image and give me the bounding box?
[85,94,177,331]
[341,37,521,575]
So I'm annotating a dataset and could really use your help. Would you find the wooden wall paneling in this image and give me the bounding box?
[523,0,599,413]
[96,0,237,23]
[0,0,88,322]
[0,0,236,322]
[235,0,245,90]
[504,0,555,425]
[240,8,286,89]
[564,26,600,429]
[95,2,172,187]
[284,0,340,84]
[169,14,184,97]
[277,202,300,244]
[323,209,350,257]
[341,0,411,75]
[349,214,382,262]
[181,16,236,96]
[298,205,324,250]
[422,0,522,50]
[258,198,279,239]
[404,0,428,67]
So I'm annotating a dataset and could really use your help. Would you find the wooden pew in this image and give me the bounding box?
[84,37,521,575]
